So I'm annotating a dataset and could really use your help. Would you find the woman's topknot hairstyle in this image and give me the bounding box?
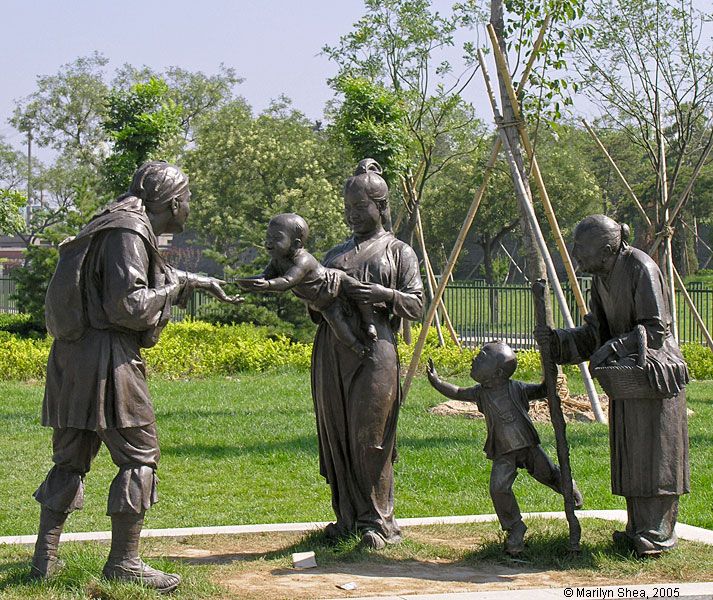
[130,160,189,212]
[344,158,391,231]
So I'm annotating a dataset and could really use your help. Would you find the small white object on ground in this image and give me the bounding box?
[292,551,317,569]
[337,582,358,590]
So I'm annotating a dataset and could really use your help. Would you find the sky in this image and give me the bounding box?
[1,0,711,159]
[0,0,477,155]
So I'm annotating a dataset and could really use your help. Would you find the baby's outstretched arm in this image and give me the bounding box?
[260,262,310,291]
[427,358,476,402]
[240,255,312,292]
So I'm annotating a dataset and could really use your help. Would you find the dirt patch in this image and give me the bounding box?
[220,559,571,599]
[145,523,711,600]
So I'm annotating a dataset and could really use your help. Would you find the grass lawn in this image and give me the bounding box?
[0,373,711,598]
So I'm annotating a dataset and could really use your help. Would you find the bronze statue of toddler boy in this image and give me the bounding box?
[427,340,583,555]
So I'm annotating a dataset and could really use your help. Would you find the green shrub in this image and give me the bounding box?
[398,324,476,375]
[0,333,51,380]
[11,245,58,330]
[0,312,46,338]
[0,320,711,383]
[142,320,311,377]
[196,294,317,344]
[681,343,713,380]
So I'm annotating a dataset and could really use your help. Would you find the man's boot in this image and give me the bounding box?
[102,512,180,594]
[29,506,67,579]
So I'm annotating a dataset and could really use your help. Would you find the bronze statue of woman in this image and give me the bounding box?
[536,214,689,557]
[310,159,423,549]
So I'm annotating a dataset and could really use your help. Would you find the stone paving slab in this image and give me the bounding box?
[2,510,713,546]
[333,582,713,600]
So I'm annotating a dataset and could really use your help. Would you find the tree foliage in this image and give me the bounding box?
[0,189,25,236]
[184,98,352,337]
[11,245,58,327]
[330,76,410,185]
[573,0,713,260]
[11,53,110,168]
[102,77,183,195]
[324,0,484,239]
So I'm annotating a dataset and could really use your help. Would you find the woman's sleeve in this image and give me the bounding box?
[631,263,668,348]
[99,229,179,331]
[391,243,424,321]
[553,285,602,364]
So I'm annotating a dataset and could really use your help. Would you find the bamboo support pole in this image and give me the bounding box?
[681,218,713,254]
[650,130,713,255]
[499,241,528,282]
[399,179,447,345]
[657,95,678,341]
[583,120,713,352]
[487,24,586,317]
[416,215,461,347]
[416,213,446,347]
[582,119,653,228]
[479,49,606,424]
[401,141,499,399]
[400,15,553,401]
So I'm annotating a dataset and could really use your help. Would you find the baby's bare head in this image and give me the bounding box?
[266,213,309,257]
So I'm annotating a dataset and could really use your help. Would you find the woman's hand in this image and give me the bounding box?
[348,282,395,304]
[533,324,554,352]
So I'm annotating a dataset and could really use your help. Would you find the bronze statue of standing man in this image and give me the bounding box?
[536,214,689,557]
[31,161,238,592]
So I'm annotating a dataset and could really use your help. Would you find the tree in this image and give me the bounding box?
[532,124,604,239]
[102,77,183,196]
[422,123,602,320]
[112,64,243,144]
[573,0,713,269]
[329,76,410,186]
[185,98,352,338]
[324,0,484,242]
[0,139,29,234]
[0,189,25,235]
[12,245,58,327]
[11,53,110,169]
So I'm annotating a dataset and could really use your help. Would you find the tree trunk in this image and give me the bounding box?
[490,1,547,286]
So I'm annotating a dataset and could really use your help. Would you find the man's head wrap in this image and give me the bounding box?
[130,161,189,211]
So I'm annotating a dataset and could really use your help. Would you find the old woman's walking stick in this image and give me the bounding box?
[532,279,581,553]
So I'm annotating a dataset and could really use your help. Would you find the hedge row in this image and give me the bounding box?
[0,320,712,382]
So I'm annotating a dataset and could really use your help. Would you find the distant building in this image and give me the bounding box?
[0,235,25,275]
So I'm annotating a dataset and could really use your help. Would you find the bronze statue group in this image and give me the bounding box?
[29,160,689,593]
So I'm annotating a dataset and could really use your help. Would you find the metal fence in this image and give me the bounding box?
[442,279,713,349]
[1,275,711,348]
[0,278,17,313]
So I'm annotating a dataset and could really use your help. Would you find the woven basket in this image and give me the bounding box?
[591,324,672,400]
[591,363,671,400]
